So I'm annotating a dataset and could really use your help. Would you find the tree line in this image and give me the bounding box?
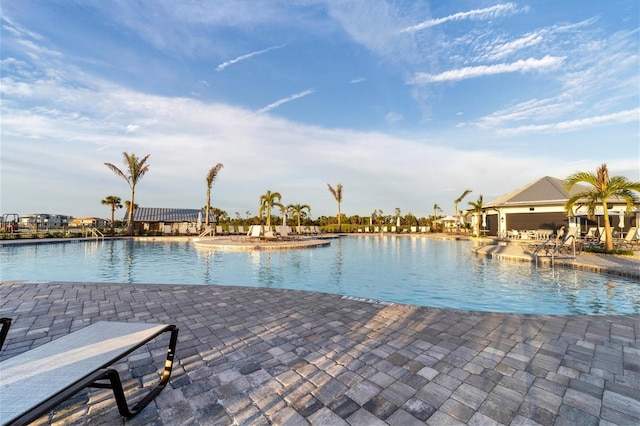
[102,153,640,252]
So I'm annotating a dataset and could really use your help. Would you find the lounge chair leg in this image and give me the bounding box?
[0,318,12,350]
[90,326,178,417]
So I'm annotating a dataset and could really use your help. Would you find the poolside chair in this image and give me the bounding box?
[245,225,263,241]
[228,225,236,235]
[0,321,178,425]
[275,225,297,241]
[618,227,639,250]
[237,225,245,235]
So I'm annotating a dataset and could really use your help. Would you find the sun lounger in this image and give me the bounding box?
[0,317,11,350]
[617,227,639,250]
[275,226,298,241]
[0,321,178,425]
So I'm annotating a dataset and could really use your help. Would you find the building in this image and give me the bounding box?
[481,176,639,237]
[124,207,204,234]
[19,214,73,229]
[69,217,109,227]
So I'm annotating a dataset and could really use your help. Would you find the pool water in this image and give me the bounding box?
[1,236,639,315]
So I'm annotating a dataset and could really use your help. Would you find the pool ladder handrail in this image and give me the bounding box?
[88,228,104,240]
[199,227,214,238]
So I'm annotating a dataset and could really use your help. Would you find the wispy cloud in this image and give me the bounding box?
[350,77,366,84]
[400,3,520,33]
[385,112,403,123]
[498,108,640,136]
[409,55,564,84]
[258,89,315,114]
[473,98,583,129]
[483,31,546,61]
[216,44,286,71]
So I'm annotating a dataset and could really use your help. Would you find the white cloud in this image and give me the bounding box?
[498,108,640,136]
[350,77,366,84]
[483,31,546,61]
[409,55,565,84]
[385,112,403,123]
[400,3,521,33]
[216,44,286,71]
[258,89,315,114]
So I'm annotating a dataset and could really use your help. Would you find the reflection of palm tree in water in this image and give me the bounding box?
[331,239,343,290]
[606,279,615,297]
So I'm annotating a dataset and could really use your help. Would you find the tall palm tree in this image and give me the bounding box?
[205,163,224,226]
[454,189,472,223]
[432,204,442,231]
[467,195,484,237]
[287,204,311,231]
[104,152,150,236]
[327,183,343,231]
[101,195,122,235]
[564,163,640,251]
[259,190,283,228]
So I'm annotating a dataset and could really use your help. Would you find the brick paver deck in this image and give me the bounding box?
[1,281,638,425]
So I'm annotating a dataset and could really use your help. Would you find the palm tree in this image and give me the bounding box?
[104,152,150,236]
[101,195,122,235]
[467,195,484,237]
[432,204,442,231]
[259,190,283,228]
[454,189,472,224]
[327,183,343,232]
[205,163,224,226]
[564,163,640,251]
[287,204,311,231]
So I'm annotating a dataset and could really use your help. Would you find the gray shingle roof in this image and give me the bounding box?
[124,208,203,222]
[484,176,591,207]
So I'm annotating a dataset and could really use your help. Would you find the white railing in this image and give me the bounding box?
[199,227,214,238]
[88,228,104,240]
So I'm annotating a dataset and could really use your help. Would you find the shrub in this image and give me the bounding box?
[583,247,635,256]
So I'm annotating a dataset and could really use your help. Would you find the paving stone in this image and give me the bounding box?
[439,398,476,423]
[557,404,599,426]
[327,395,360,419]
[403,397,437,421]
[363,396,398,420]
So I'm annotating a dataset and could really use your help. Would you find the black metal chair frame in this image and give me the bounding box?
[2,322,178,426]
[0,317,11,350]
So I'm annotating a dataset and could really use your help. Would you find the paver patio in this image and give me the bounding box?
[1,280,638,425]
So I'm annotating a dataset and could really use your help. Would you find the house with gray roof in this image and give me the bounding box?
[481,176,638,237]
[124,207,204,234]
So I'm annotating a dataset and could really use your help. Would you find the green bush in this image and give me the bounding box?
[583,247,635,256]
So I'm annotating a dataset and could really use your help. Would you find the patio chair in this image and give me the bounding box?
[0,321,178,425]
[245,225,263,241]
[275,225,296,241]
[618,227,639,250]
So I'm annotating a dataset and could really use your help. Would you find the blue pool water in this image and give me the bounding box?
[1,236,638,315]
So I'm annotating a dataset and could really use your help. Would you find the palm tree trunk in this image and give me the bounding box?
[603,207,613,251]
[111,207,115,235]
[127,188,135,236]
[337,203,341,232]
[205,190,211,226]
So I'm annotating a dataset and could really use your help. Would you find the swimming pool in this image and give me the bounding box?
[1,236,639,315]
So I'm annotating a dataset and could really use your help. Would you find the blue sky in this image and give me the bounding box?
[1,0,638,220]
